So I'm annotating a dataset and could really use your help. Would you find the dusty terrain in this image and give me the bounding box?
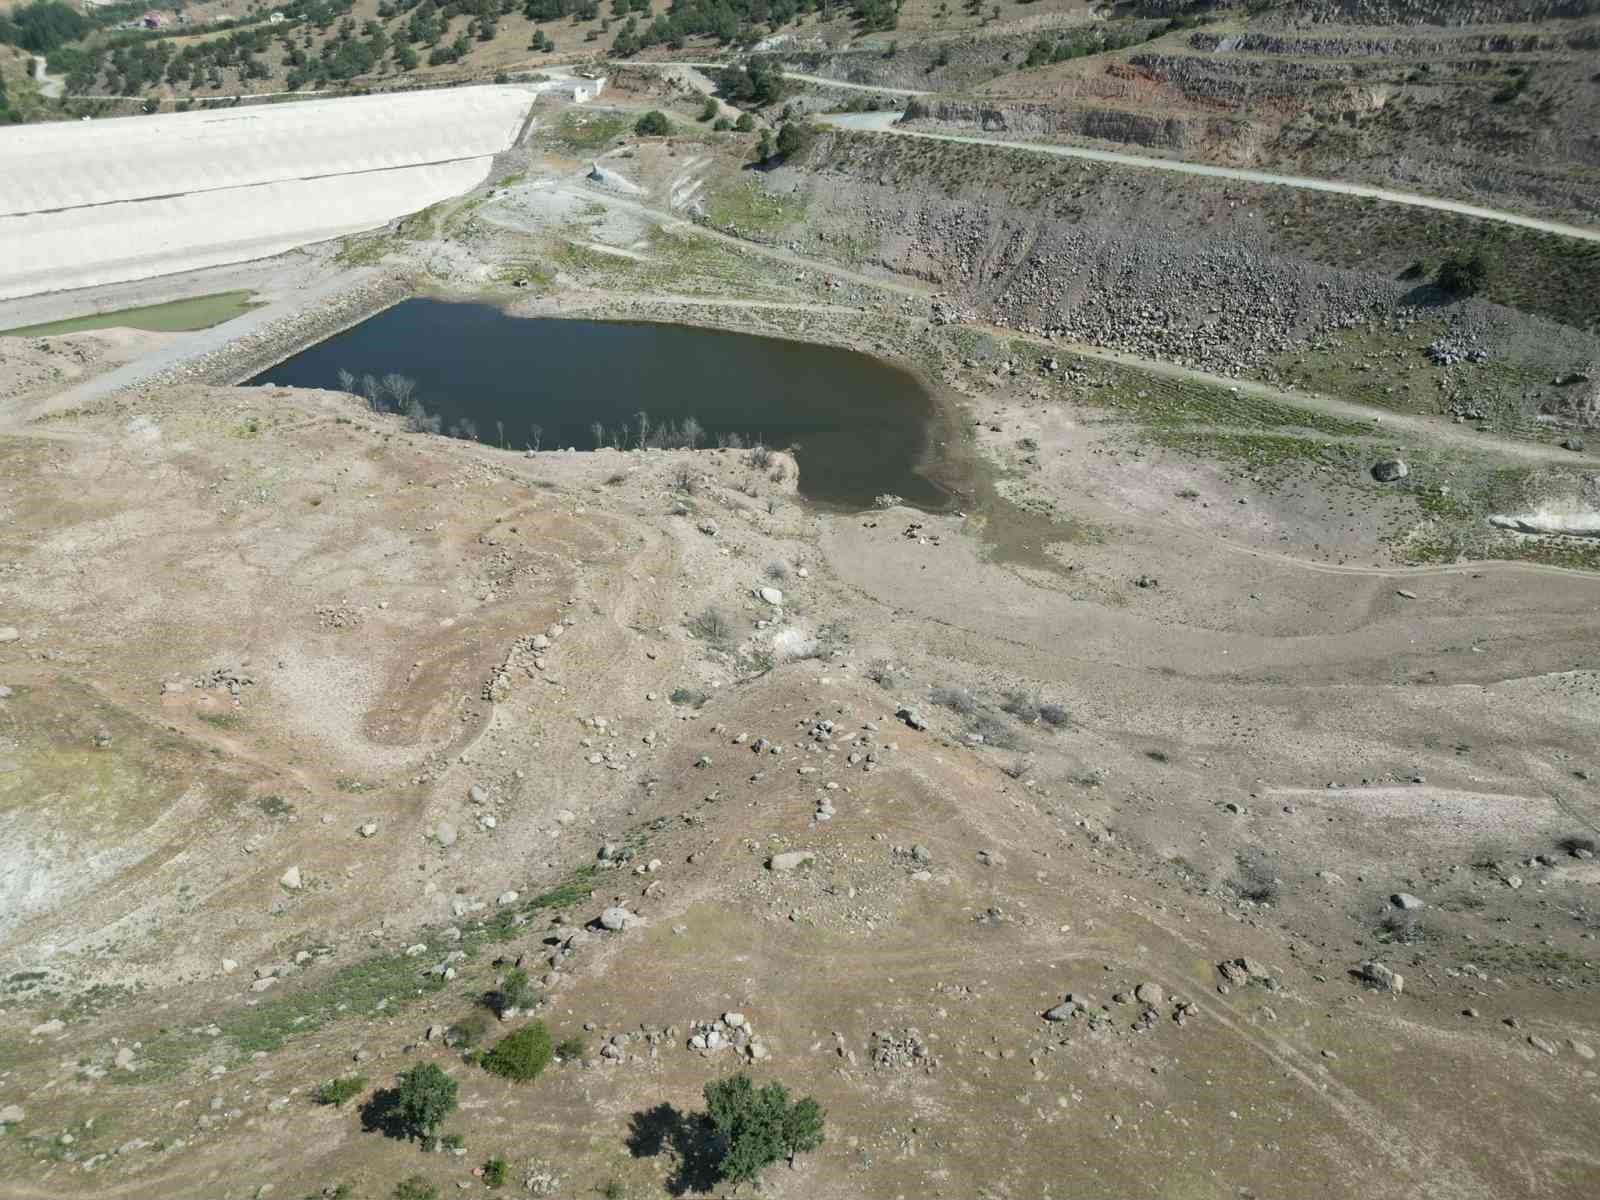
[3,42,1600,1200]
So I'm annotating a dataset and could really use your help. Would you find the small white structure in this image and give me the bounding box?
[568,75,606,104]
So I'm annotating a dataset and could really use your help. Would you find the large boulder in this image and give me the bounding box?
[1371,460,1409,483]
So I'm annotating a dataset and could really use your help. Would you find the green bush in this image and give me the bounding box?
[702,1073,826,1188]
[315,1075,367,1106]
[482,1021,553,1082]
[734,112,754,132]
[483,1157,509,1188]
[700,95,719,121]
[394,1176,438,1200]
[713,116,732,131]
[554,1034,587,1061]
[634,110,670,136]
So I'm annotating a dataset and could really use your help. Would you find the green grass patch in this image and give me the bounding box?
[1,291,259,337]
[704,177,809,236]
[197,711,242,731]
[553,110,632,153]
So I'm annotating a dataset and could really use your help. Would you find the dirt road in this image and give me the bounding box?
[818,110,1600,244]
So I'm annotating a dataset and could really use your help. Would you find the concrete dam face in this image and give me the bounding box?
[0,86,537,301]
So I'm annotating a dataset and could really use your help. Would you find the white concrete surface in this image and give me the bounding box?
[0,87,537,300]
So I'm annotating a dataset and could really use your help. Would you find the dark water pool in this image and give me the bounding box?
[246,299,950,511]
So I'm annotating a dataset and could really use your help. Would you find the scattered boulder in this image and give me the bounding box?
[1371,460,1409,483]
[358,822,378,838]
[30,1019,63,1037]
[1562,437,1585,452]
[1043,1001,1079,1022]
[1134,982,1165,1007]
[757,586,784,606]
[896,705,928,731]
[1390,892,1424,910]
[468,784,489,804]
[1358,961,1404,994]
[599,906,641,931]
[279,866,303,891]
[435,821,458,848]
[0,1105,23,1126]
[769,850,816,872]
[0,627,19,643]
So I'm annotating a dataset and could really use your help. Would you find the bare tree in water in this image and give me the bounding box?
[337,368,356,395]
[382,374,417,409]
[529,424,543,452]
[590,421,604,449]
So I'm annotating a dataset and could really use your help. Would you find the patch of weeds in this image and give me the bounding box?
[1464,941,1599,984]
[198,710,241,730]
[605,471,628,486]
[669,687,710,708]
[1038,703,1070,728]
[441,1132,467,1152]
[1375,911,1428,945]
[738,647,777,676]
[554,110,632,152]
[335,233,398,267]
[334,776,372,793]
[764,560,790,582]
[483,1157,509,1188]
[316,1075,368,1106]
[220,946,449,1056]
[394,1177,439,1200]
[555,1034,586,1061]
[256,793,294,819]
[1000,755,1033,780]
[705,177,809,236]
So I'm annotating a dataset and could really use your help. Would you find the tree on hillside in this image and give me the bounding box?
[394,1062,457,1141]
[1436,253,1489,296]
[702,1073,825,1190]
[634,109,670,136]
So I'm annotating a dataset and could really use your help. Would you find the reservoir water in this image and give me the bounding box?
[246,299,950,511]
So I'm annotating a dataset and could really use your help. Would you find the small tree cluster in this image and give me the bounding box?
[1436,253,1489,296]
[634,109,670,136]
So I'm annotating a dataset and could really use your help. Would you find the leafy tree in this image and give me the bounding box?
[394,1063,458,1140]
[1436,253,1489,296]
[702,1074,825,1189]
[734,111,754,132]
[0,1,90,55]
[774,120,815,161]
[482,1022,554,1082]
[757,129,773,161]
[700,94,719,121]
[634,109,670,136]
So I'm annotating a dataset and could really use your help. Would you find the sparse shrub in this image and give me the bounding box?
[765,561,789,582]
[671,464,698,493]
[865,658,903,688]
[1001,755,1032,780]
[1038,703,1070,728]
[714,116,732,131]
[746,444,775,469]
[393,1063,457,1142]
[393,1177,438,1200]
[1001,690,1041,722]
[687,607,736,648]
[1231,852,1279,905]
[965,712,1020,749]
[931,686,978,715]
[605,471,627,485]
[482,1021,553,1082]
[1146,749,1170,764]
[554,1034,587,1061]
[482,1157,509,1188]
[600,1182,624,1200]
[669,687,709,708]
[257,793,294,819]
[700,95,719,121]
[316,1075,367,1107]
[441,1132,466,1152]
[487,967,536,1017]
